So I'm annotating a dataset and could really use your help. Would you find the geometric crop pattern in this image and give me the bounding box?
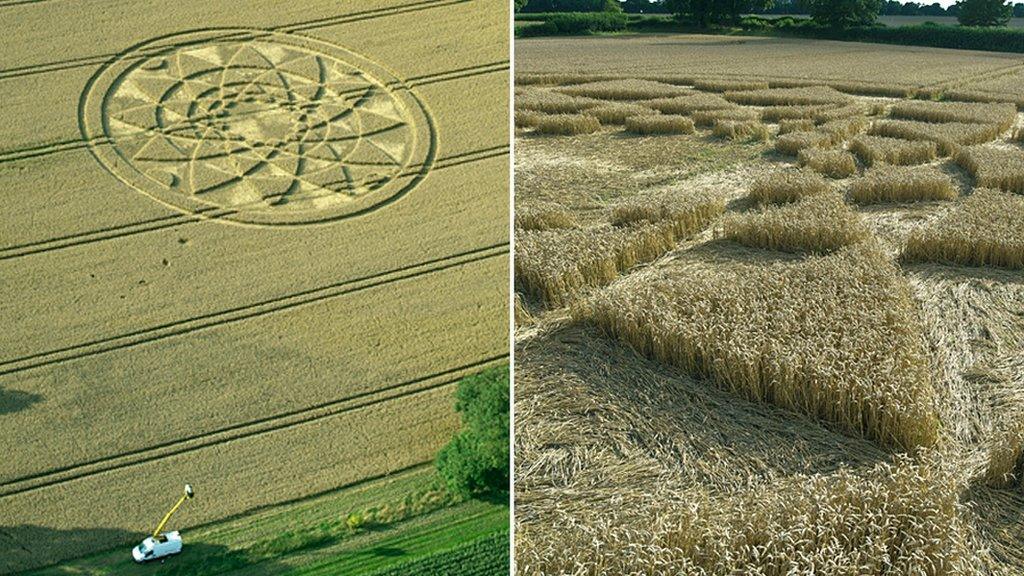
[83,30,432,225]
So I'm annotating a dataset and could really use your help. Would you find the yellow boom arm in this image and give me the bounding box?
[153,484,194,538]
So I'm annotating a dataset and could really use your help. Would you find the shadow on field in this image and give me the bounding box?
[0,524,291,576]
[0,524,143,574]
[0,387,42,415]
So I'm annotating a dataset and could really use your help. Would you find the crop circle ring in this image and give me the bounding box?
[80,29,434,226]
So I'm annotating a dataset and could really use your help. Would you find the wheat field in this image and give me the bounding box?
[516,32,1024,576]
[0,1,509,572]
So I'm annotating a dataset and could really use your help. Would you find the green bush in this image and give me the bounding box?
[435,366,510,497]
[547,11,629,33]
[803,0,882,27]
[957,0,1013,26]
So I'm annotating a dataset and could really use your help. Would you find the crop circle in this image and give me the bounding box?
[81,29,434,225]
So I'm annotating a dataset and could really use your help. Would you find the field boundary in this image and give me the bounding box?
[0,0,472,81]
[0,354,508,498]
[0,243,508,376]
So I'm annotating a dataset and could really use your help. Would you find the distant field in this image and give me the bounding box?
[516,33,1024,104]
[0,0,508,573]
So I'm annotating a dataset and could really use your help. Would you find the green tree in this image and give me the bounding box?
[957,0,1012,25]
[435,366,509,497]
[667,0,773,26]
[515,0,529,11]
[802,0,881,26]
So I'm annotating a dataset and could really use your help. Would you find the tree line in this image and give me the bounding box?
[518,0,1024,26]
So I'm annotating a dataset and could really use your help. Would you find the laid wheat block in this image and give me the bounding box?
[748,169,830,204]
[585,102,660,125]
[778,119,815,134]
[724,86,852,106]
[849,135,938,166]
[775,131,833,156]
[557,79,692,101]
[904,188,1024,269]
[955,146,1024,194]
[624,115,695,135]
[692,78,769,92]
[712,120,770,141]
[889,100,1016,131]
[581,241,939,450]
[849,165,956,204]
[723,193,869,254]
[516,202,579,231]
[534,114,602,136]
[870,120,1003,155]
[798,148,858,179]
[639,93,734,114]
[692,108,760,127]
[516,90,603,114]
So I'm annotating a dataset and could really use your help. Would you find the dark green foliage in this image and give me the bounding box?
[957,0,1013,26]
[364,530,510,576]
[802,0,881,26]
[520,0,623,11]
[517,11,629,34]
[515,0,530,11]
[435,366,510,498]
[668,0,774,25]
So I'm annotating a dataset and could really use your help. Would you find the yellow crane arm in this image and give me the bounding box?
[152,485,194,538]
[152,493,188,538]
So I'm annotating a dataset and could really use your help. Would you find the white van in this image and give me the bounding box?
[131,531,183,563]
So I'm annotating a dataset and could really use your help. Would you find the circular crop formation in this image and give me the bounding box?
[81,29,434,225]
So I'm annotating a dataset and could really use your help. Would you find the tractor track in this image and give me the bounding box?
[0,353,507,498]
[0,243,508,376]
[0,0,471,81]
[0,143,507,260]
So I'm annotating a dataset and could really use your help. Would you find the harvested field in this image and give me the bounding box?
[722,192,870,253]
[850,165,958,204]
[798,147,858,178]
[850,134,939,166]
[904,188,1024,269]
[956,146,1024,194]
[516,32,1024,575]
[0,0,509,572]
[624,114,695,135]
